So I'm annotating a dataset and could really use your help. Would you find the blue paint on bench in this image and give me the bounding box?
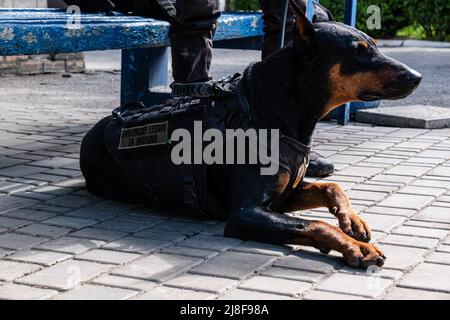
[0,9,263,55]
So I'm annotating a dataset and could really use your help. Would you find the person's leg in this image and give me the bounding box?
[258,0,296,60]
[259,0,334,177]
[169,0,220,83]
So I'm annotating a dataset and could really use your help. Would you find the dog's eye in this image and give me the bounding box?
[354,41,369,52]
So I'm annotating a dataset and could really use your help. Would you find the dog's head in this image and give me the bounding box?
[290,1,422,115]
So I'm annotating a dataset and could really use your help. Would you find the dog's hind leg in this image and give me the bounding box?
[224,207,384,268]
[280,182,372,242]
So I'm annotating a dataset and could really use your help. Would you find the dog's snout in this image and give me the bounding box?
[402,69,422,88]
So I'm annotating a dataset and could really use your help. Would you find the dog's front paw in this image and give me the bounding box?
[343,240,386,269]
[335,211,371,242]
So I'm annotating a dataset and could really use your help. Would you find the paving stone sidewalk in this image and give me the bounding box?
[1,93,450,300]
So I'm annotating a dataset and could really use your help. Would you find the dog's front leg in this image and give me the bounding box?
[224,207,384,268]
[280,182,371,242]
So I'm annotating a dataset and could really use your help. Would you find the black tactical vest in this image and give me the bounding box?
[97,69,310,217]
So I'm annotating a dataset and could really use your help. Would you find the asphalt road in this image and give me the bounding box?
[0,47,448,112]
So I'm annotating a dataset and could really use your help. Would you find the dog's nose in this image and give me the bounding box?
[403,69,422,88]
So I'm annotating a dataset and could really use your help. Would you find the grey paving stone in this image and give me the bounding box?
[370,174,415,185]
[90,274,158,292]
[437,244,450,253]
[191,251,274,280]
[273,250,342,274]
[219,288,293,300]
[0,165,46,178]
[339,263,403,279]
[428,166,450,177]
[405,220,450,230]
[0,260,41,281]
[66,201,128,220]
[351,183,398,193]
[356,105,450,129]
[335,166,383,178]
[135,286,215,300]
[35,237,105,255]
[17,223,71,238]
[0,232,47,250]
[42,216,97,229]
[392,225,449,239]
[165,274,237,294]
[399,263,450,293]
[52,284,137,300]
[411,178,450,189]
[7,250,72,266]
[94,219,150,233]
[27,203,70,215]
[112,253,201,282]
[0,283,57,300]
[377,194,434,210]
[347,190,387,202]
[397,185,445,197]
[377,244,427,270]
[16,259,112,290]
[102,236,170,254]
[384,165,430,177]
[239,275,312,297]
[29,157,78,169]
[176,234,243,251]
[0,195,38,214]
[45,194,99,209]
[303,290,369,300]
[161,246,218,259]
[327,154,366,164]
[0,248,13,258]
[359,213,406,233]
[260,266,324,283]
[3,208,59,222]
[152,220,209,236]
[425,252,450,265]
[0,216,32,229]
[70,227,127,242]
[414,206,450,223]
[384,286,450,300]
[315,273,393,298]
[232,241,290,256]
[379,234,439,249]
[416,149,450,159]
[364,206,416,217]
[76,249,140,265]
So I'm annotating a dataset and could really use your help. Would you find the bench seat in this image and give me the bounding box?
[0,9,263,55]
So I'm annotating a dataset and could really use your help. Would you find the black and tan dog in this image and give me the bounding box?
[81,2,421,268]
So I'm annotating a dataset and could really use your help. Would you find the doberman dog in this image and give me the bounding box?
[81,1,421,268]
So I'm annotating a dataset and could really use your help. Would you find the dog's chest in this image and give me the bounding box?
[266,136,310,210]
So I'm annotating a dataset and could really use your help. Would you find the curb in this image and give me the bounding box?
[377,39,450,48]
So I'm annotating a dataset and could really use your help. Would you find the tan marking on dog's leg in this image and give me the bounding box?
[282,182,372,242]
[303,221,385,268]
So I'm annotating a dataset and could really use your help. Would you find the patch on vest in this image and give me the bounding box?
[118,121,168,150]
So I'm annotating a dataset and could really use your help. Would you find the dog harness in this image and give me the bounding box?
[95,65,310,217]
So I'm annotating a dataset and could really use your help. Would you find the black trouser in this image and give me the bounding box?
[170,0,220,83]
[170,0,309,82]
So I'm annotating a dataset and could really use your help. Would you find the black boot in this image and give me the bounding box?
[305,151,334,177]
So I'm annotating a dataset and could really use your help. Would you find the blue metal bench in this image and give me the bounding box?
[0,2,359,125]
[0,8,263,105]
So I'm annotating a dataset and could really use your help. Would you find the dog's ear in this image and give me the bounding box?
[290,0,315,44]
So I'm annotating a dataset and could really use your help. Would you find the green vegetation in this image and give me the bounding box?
[228,0,450,41]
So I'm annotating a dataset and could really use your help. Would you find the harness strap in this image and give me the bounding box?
[171,73,242,99]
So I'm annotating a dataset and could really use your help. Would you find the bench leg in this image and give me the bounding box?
[336,0,358,126]
[121,47,170,106]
